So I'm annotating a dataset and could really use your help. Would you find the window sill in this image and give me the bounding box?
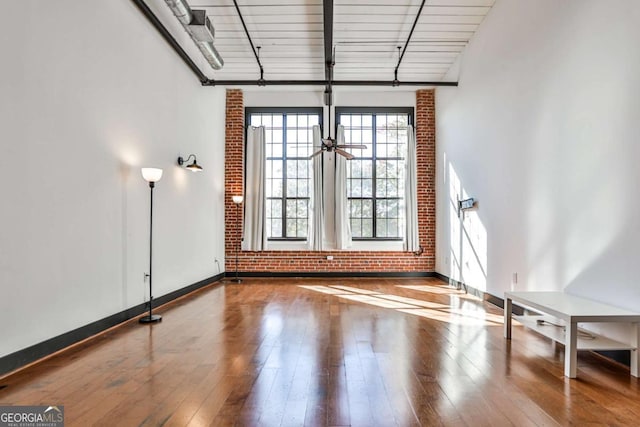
[346,240,404,252]
[254,240,405,252]
[266,240,309,251]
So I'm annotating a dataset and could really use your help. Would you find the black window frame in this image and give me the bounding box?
[336,107,414,241]
[245,107,323,241]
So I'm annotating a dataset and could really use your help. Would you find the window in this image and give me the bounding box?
[337,108,413,240]
[246,108,322,240]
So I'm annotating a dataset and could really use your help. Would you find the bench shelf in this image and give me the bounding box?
[514,314,635,351]
[504,291,640,378]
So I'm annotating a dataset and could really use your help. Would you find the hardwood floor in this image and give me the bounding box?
[1,277,639,426]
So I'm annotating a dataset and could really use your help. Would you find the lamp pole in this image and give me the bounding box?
[231,195,243,283]
[140,168,163,323]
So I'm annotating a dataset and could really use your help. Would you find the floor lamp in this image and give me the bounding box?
[231,195,243,283]
[140,167,163,323]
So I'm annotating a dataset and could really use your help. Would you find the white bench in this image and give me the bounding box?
[503,291,640,378]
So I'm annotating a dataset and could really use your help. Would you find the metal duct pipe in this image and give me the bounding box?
[132,0,208,83]
[163,0,224,71]
[164,0,192,25]
[197,42,224,70]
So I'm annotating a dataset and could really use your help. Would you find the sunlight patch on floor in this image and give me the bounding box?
[376,294,449,309]
[396,284,466,295]
[337,294,418,310]
[399,308,493,326]
[397,284,482,302]
[298,285,347,295]
[329,285,381,295]
[298,284,502,326]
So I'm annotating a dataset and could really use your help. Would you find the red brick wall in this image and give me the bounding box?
[224,89,436,273]
[225,88,244,270]
[416,89,436,270]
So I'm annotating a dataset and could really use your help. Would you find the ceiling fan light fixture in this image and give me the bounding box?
[310,137,367,160]
[310,82,366,160]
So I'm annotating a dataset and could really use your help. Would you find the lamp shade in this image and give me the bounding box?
[186,161,203,172]
[141,168,163,183]
[232,195,243,204]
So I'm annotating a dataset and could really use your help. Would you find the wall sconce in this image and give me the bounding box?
[177,154,203,172]
[457,197,476,218]
[458,198,475,210]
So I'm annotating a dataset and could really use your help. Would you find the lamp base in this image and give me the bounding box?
[139,314,162,323]
[229,278,243,283]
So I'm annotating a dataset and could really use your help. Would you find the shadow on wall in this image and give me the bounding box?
[445,155,488,292]
[561,229,640,343]
[563,228,640,312]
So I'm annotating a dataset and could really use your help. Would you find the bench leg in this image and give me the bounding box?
[504,297,512,339]
[565,321,578,378]
[631,323,639,377]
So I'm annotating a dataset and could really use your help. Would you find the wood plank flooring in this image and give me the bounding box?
[1,277,639,426]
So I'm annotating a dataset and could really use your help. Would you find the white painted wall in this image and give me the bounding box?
[436,0,640,319]
[0,1,226,358]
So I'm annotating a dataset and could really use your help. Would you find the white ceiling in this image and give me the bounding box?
[188,0,495,82]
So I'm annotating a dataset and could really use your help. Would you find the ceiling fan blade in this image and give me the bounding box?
[335,148,355,160]
[336,144,367,149]
[309,149,324,159]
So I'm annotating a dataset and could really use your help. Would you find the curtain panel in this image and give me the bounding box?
[242,126,266,251]
[404,124,420,252]
[334,125,352,249]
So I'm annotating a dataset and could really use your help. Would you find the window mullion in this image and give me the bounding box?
[282,113,287,238]
[371,113,377,239]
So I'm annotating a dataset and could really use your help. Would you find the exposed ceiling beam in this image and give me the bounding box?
[323,0,334,100]
[204,79,457,87]
[323,0,333,68]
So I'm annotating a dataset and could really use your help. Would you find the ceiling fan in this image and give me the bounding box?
[310,137,366,160]
[309,91,366,160]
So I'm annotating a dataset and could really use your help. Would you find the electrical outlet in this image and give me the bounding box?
[327,255,334,261]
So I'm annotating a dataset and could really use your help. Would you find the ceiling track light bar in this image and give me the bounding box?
[323,0,334,96]
[394,0,428,85]
[131,0,209,84]
[232,0,265,83]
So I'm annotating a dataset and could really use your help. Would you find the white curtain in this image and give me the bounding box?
[242,126,266,251]
[404,124,420,252]
[308,125,324,250]
[334,125,352,249]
